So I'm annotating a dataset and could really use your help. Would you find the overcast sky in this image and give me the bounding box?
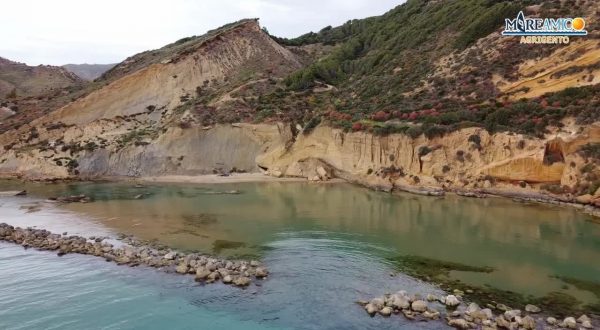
[0,0,403,66]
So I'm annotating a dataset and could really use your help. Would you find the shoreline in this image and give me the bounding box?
[137,173,345,184]
[2,172,600,219]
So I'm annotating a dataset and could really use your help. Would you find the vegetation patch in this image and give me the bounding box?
[388,255,597,317]
[212,239,247,253]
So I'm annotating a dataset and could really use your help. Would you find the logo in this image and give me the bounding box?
[502,11,587,44]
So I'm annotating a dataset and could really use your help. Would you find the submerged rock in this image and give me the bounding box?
[49,194,92,203]
[524,304,541,313]
[426,294,439,302]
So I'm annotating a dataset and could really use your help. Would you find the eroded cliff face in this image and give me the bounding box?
[256,122,600,192]
[0,19,300,179]
[3,118,600,203]
[0,123,285,179]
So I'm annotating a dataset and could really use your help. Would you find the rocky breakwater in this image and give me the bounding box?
[0,223,269,287]
[360,290,595,329]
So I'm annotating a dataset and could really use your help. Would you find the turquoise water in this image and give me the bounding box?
[0,180,599,329]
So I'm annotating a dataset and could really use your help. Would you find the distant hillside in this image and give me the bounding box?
[62,63,116,81]
[0,57,83,98]
[0,57,87,132]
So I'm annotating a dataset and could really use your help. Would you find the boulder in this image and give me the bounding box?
[495,316,511,329]
[222,275,233,284]
[370,298,385,310]
[426,294,439,302]
[563,317,577,329]
[546,317,557,325]
[270,169,283,178]
[524,304,541,313]
[195,268,211,281]
[164,251,176,260]
[255,267,268,278]
[521,315,536,330]
[581,320,593,329]
[578,315,591,323]
[411,300,428,312]
[423,310,440,320]
[445,295,460,307]
[390,294,410,310]
[365,303,378,315]
[471,309,492,321]
[496,304,510,312]
[448,318,471,329]
[576,194,594,204]
[233,276,251,287]
[175,264,188,274]
[207,271,220,282]
[402,309,415,320]
[379,306,392,317]
[503,309,521,321]
[466,303,480,315]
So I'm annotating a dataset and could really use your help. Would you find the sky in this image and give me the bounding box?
[0,0,403,66]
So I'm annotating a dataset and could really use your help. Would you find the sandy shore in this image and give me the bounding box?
[138,173,344,184]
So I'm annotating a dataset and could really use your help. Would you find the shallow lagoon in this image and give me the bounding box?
[0,180,599,329]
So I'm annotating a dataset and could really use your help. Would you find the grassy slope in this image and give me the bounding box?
[252,0,600,138]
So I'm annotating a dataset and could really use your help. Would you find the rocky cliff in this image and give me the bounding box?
[1,2,600,212]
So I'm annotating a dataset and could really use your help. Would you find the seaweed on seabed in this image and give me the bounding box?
[387,255,494,281]
[553,276,600,315]
[388,255,597,317]
[182,214,218,227]
[212,240,246,253]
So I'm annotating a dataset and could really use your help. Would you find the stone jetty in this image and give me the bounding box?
[0,223,268,287]
[360,290,595,329]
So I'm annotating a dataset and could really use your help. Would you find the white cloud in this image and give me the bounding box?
[0,0,403,65]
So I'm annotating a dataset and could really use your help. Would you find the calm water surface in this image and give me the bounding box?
[0,180,599,329]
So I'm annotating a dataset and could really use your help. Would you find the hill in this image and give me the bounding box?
[0,57,83,98]
[1,0,600,208]
[0,57,88,133]
[257,0,600,138]
[62,63,116,81]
